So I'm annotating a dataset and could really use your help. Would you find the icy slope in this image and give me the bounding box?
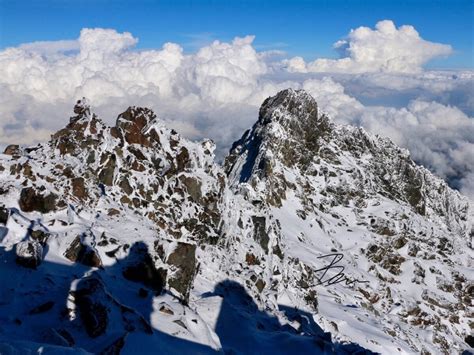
[0,90,472,354]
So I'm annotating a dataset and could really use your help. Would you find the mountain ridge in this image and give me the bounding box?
[0,89,472,354]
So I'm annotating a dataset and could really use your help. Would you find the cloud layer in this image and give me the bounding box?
[0,21,472,199]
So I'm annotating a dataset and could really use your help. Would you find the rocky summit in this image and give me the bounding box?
[0,89,472,354]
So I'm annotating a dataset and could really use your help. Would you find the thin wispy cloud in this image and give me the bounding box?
[179,32,218,51]
[18,39,80,55]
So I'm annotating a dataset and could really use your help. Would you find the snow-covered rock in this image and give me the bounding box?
[15,240,43,269]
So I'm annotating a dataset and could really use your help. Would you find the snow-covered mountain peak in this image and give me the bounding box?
[225,89,332,192]
[258,88,319,127]
[223,90,473,354]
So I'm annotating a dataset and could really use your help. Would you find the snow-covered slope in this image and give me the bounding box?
[224,89,473,354]
[0,91,472,354]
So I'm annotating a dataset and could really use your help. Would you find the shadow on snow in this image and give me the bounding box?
[0,241,374,354]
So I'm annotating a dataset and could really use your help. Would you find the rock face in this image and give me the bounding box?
[0,91,471,354]
[226,90,328,176]
[166,242,197,301]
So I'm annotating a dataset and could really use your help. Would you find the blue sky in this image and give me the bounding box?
[0,0,472,69]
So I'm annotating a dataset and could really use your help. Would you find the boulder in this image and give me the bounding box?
[41,328,74,347]
[99,154,117,186]
[175,147,191,172]
[75,275,152,339]
[100,333,128,354]
[64,236,102,267]
[128,146,146,161]
[255,279,265,293]
[29,229,50,245]
[72,98,91,117]
[466,335,474,348]
[119,177,133,195]
[56,329,75,346]
[392,236,407,249]
[19,187,57,213]
[3,145,20,156]
[16,240,43,269]
[71,177,87,200]
[28,301,55,314]
[245,253,260,265]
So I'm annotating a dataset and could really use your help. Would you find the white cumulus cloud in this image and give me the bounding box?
[285,20,452,74]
